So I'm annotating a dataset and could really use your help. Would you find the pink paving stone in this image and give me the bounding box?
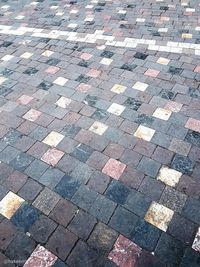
[194,66,200,73]
[108,235,142,267]
[24,244,57,267]
[17,95,33,105]
[45,66,60,74]
[80,53,93,60]
[164,101,182,112]
[185,118,200,133]
[87,69,101,78]
[41,148,64,166]
[144,69,160,77]
[77,83,91,93]
[23,109,42,122]
[102,158,126,180]
[192,227,200,252]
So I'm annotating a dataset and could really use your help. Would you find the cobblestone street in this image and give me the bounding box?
[0,0,200,266]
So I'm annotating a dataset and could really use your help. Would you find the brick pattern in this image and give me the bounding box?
[0,0,199,266]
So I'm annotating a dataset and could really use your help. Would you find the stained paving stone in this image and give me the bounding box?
[46,225,78,261]
[171,154,194,175]
[70,143,94,162]
[159,186,187,213]
[68,210,97,240]
[185,130,200,147]
[108,234,142,267]
[0,219,18,251]
[87,222,118,254]
[33,188,60,215]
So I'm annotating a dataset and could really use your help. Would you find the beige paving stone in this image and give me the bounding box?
[132,81,148,91]
[107,103,125,116]
[23,109,42,122]
[43,131,64,147]
[145,201,174,232]
[56,96,71,108]
[53,77,68,86]
[157,57,170,65]
[134,125,155,141]
[157,166,182,187]
[0,191,25,219]
[100,58,113,65]
[153,108,172,120]
[89,121,108,135]
[111,84,126,94]
[20,52,33,58]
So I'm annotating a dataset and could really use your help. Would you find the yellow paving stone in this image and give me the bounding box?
[145,201,174,232]
[111,84,126,94]
[0,192,25,219]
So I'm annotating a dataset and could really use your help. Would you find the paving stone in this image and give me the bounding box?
[11,203,40,232]
[18,179,43,202]
[137,157,161,178]
[159,186,187,213]
[10,152,34,172]
[71,184,99,211]
[38,167,64,189]
[105,180,131,205]
[50,199,78,227]
[130,218,161,251]
[3,170,28,193]
[139,176,165,201]
[0,219,18,251]
[70,143,94,162]
[89,194,117,223]
[5,232,36,263]
[33,188,60,215]
[66,240,98,267]
[29,215,57,244]
[109,206,138,237]
[125,190,151,217]
[46,225,78,261]
[108,234,142,267]
[183,198,200,224]
[171,154,194,175]
[155,233,185,267]
[68,210,96,240]
[54,175,82,200]
[168,213,197,245]
[88,222,118,254]
[87,171,110,194]
[180,247,200,267]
